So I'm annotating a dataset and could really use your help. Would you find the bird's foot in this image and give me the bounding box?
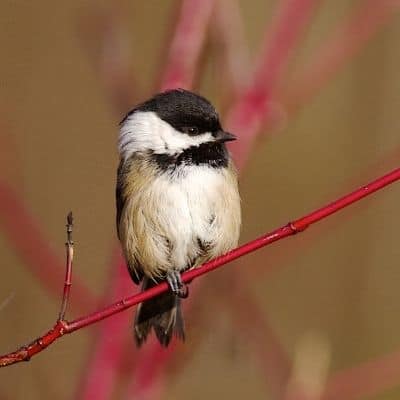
[166,270,189,298]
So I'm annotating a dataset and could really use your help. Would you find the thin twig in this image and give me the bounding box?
[1,167,398,368]
[59,212,74,321]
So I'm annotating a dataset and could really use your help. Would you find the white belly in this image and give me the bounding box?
[122,162,241,279]
[152,166,226,269]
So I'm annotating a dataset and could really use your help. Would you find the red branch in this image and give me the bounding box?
[1,167,398,368]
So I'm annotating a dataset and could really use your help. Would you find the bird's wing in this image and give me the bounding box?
[116,159,144,284]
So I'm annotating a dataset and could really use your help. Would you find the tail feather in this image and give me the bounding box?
[134,278,185,347]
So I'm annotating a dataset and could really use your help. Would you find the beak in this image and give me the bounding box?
[214,130,237,143]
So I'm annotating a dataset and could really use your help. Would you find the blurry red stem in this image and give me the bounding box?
[78,4,137,113]
[125,344,175,399]
[160,0,216,91]
[77,256,133,400]
[231,283,292,399]
[212,0,249,96]
[226,0,320,170]
[1,167,398,367]
[283,0,400,113]
[322,348,400,400]
[123,283,203,398]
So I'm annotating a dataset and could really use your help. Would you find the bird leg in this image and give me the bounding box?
[166,270,189,298]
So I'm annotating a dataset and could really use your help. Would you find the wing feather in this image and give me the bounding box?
[116,159,143,284]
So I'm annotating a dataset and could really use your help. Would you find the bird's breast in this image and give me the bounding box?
[120,161,241,279]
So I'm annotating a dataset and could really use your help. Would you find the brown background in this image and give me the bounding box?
[1,1,400,399]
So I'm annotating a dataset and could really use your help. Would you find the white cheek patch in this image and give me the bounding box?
[119,111,214,159]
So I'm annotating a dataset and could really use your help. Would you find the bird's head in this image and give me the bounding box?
[119,89,236,159]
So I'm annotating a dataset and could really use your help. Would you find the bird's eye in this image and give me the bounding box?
[183,126,199,135]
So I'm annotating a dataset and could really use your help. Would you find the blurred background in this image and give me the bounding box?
[1,0,400,399]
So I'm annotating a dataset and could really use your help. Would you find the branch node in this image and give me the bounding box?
[55,319,68,336]
[287,221,307,234]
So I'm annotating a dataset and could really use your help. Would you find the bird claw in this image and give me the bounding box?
[166,270,189,298]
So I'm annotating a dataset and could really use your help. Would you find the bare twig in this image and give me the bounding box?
[0,213,76,366]
[59,212,74,321]
[1,167,398,368]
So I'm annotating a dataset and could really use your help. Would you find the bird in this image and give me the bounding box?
[116,89,241,347]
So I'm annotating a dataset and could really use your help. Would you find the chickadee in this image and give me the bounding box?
[116,89,241,347]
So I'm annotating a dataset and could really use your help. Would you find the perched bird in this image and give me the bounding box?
[116,89,241,347]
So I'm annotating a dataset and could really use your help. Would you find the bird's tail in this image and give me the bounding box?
[134,278,185,347]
